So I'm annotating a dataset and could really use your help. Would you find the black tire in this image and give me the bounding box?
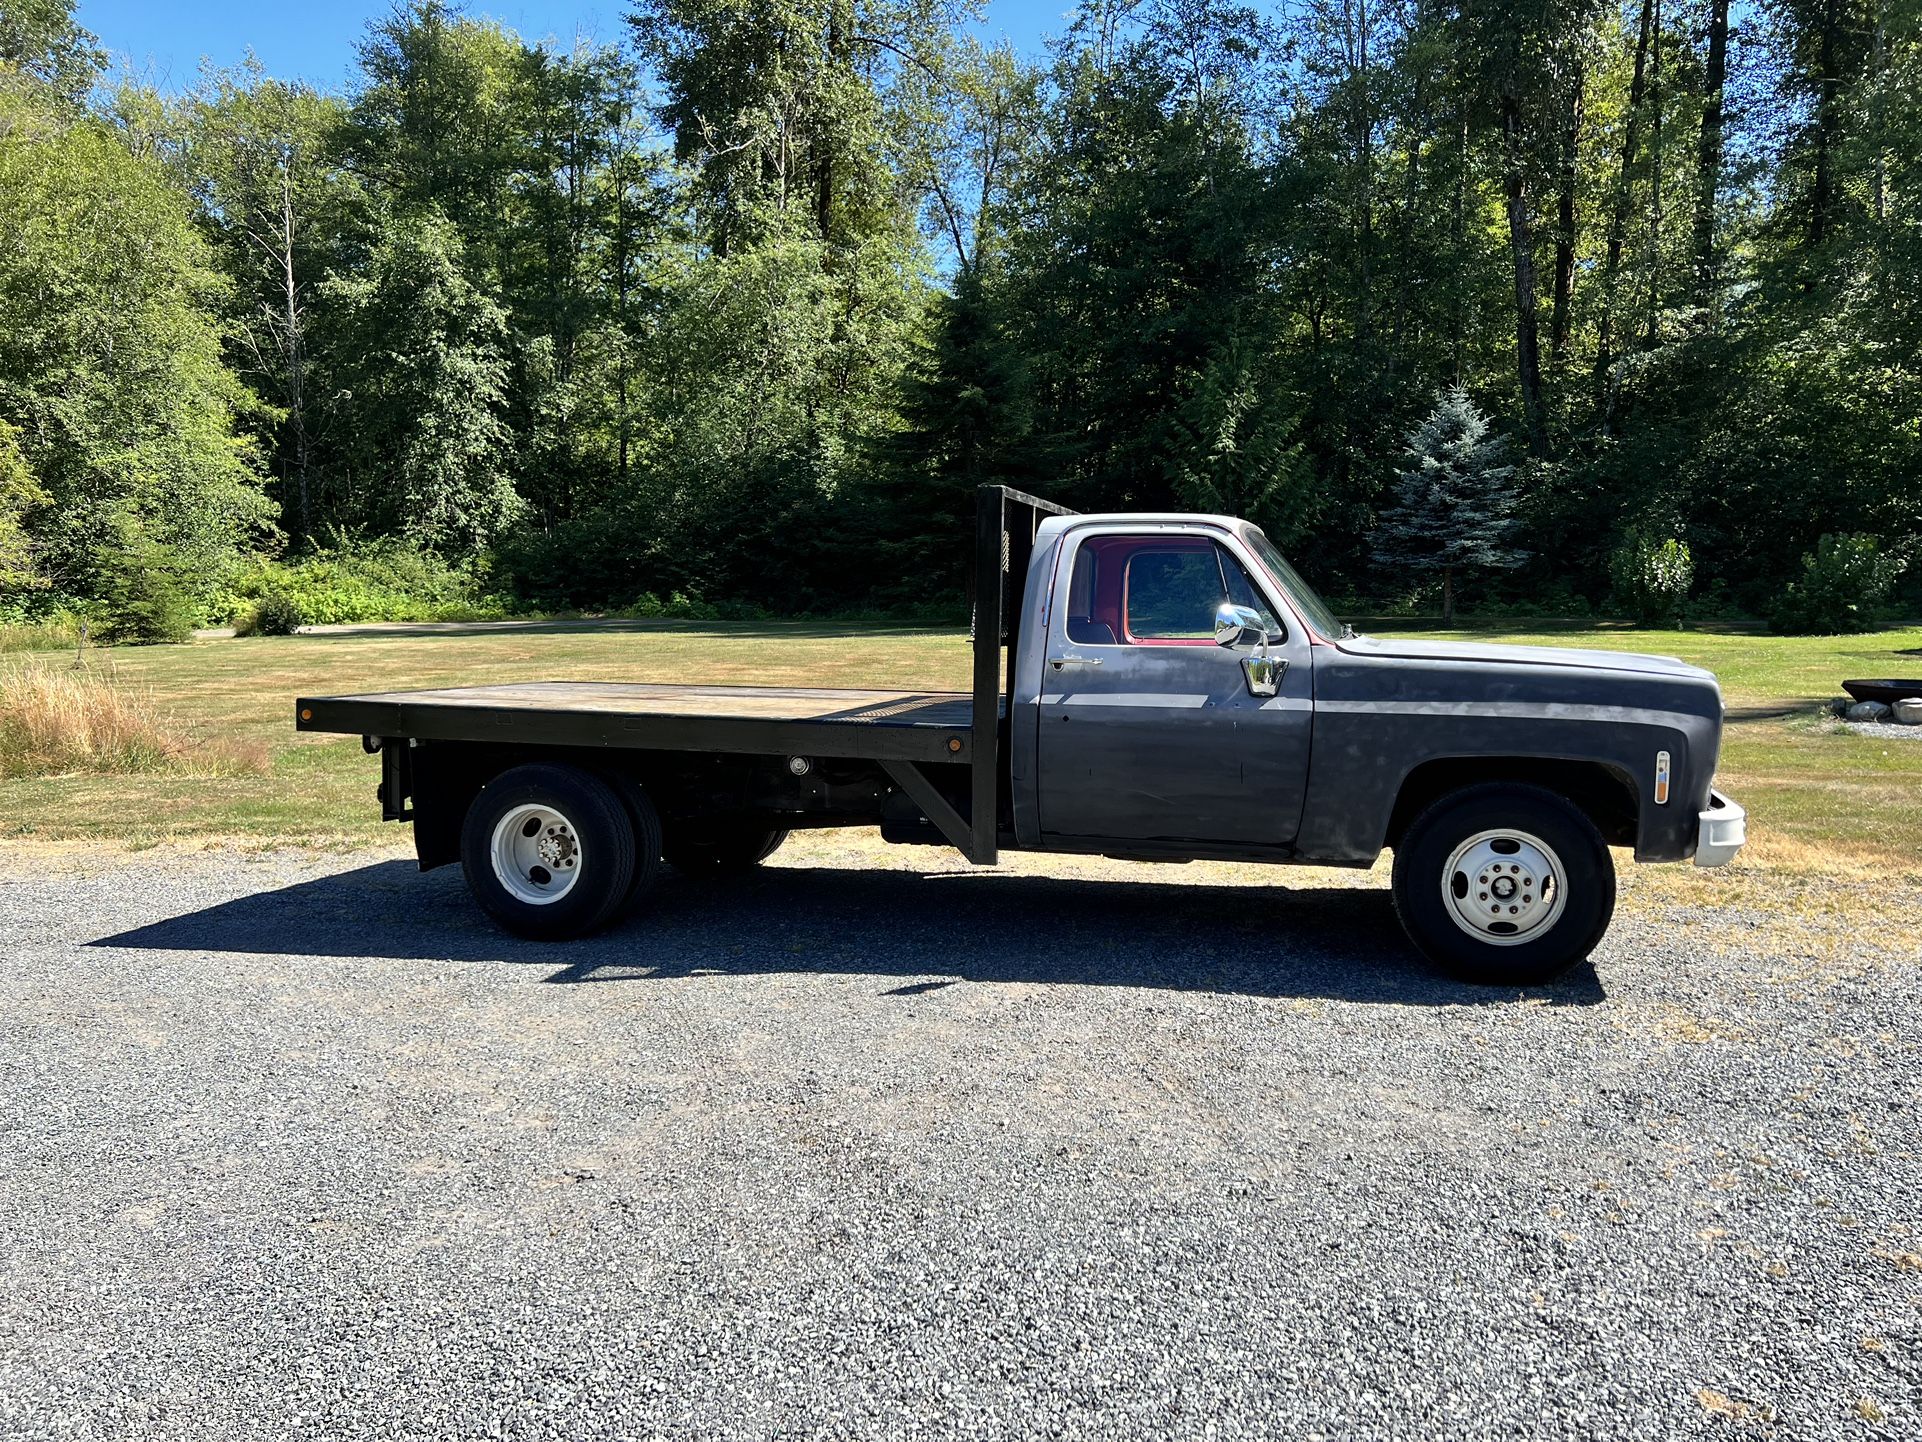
[461,764,636,940]
[602,773,666,908]
[664,825,789,875]
[1391,783,1615,985]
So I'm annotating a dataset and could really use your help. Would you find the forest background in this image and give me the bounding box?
[0,0,1916,638]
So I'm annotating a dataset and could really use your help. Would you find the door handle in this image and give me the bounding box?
[1049,654,1103,670]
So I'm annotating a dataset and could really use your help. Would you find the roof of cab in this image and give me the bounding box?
[1035,512,1248,539]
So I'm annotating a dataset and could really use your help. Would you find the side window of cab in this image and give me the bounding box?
[1126,550,1222,639]
[1063,544,1119,645]
[1062,537,1282,646]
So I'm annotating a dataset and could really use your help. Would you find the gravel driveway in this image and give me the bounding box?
[1,838,1916,1441]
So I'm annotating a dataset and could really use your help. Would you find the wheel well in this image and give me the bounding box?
[1385,757,1640,851]
[409,744,736,871]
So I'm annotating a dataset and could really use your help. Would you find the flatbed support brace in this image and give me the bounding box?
[880,760,982,862]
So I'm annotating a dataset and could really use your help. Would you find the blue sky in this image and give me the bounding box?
[76,1,1076,92]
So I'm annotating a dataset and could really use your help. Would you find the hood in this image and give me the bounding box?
[1335,633,1714,682]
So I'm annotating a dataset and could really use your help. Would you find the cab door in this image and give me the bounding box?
[1034,529,1313,848]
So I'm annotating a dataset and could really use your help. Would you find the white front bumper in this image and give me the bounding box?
[1693,789,1747,867]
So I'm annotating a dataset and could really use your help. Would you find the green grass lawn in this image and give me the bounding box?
[2,618,1918,875]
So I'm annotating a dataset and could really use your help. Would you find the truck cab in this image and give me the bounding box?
[1010,516,1320,853]
[997,506,1743,980]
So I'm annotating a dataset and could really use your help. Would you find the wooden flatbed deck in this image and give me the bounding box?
[295,488,1073,866]
[296,681,989,763]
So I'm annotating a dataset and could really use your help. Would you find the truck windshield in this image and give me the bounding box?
[1243,528,1348,640]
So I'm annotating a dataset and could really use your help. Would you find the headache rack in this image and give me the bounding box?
[966,484,1076,864]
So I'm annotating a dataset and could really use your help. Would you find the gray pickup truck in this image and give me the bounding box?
[297,486,1745,985]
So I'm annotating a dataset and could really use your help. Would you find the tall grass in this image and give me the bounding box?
[0,661,267,778]
[0,617,83,655]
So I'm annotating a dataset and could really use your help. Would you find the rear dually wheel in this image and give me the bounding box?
[461,764,636,940]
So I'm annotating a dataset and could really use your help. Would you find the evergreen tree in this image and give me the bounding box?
[1164,341,1316,546]
[1372,387,1526,621]
[868,263,1039,602]
[996,1,1296,516]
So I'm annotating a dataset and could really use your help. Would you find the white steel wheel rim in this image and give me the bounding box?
[490,803,584,906]
[1441,828,1568,947]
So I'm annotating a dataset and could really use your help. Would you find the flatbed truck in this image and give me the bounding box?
[297,486,1745,984]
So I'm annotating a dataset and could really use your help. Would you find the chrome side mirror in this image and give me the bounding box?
[1214,603,1271,650]
[1214,603,1284,697]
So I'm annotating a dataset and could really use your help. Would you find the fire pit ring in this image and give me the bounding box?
[1842,679,1922,706]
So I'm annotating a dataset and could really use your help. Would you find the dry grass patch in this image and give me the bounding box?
[1629,1003,1751,1046]
[1692,1386,1775,1425]
[1872,1244,1922,1273]
[0,661,266,779]
[1622,860,1922,968]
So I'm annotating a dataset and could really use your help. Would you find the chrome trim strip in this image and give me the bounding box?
[1059,693,1210,708]
[1315,698,1708,730]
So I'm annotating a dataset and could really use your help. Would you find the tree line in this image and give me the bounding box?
[0,0,1915,634]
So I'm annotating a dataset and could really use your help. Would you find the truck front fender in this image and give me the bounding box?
[1295,709,1715,864]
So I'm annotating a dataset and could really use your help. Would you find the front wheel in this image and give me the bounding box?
[1391,783,1615,985]
[461,764,637,940]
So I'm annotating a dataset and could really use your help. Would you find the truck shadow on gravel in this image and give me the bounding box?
[95,860,1604,1007]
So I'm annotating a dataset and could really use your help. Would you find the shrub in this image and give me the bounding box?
[0,661,267,777]
[239,592,305,637]
[97,540,199,644]
[228,538,511,626]
[0,419,48,593]
[493,512,663,613]
[616,591,774,623]
[1610,535,1695,627]
[1770,534,1906,635]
